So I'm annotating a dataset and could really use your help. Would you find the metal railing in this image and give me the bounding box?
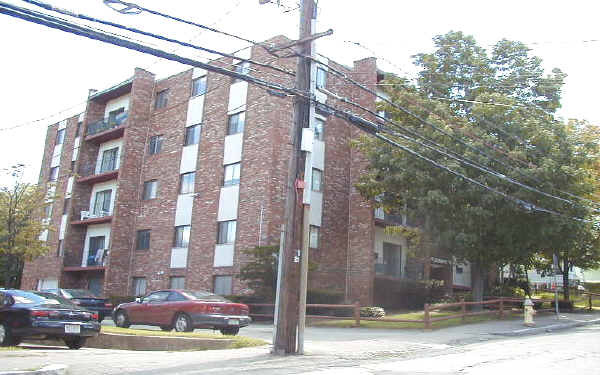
[86,111,128,136]
[87,249,108,267]
[80,210,111,221]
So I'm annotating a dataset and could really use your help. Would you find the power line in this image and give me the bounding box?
[1,1,593,224]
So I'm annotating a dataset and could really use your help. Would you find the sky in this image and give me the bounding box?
[1,0,599,186]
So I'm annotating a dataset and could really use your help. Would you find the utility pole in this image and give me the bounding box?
[273,0,316,355]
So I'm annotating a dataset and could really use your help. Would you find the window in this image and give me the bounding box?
[184,125,201,146]
[142,180,158,200]
[56,128,65,145]
[312,168,323,192]
[223,163,240,186]
[93,189,112,215]
[75,122,82,137]
[63,198,70,215]
[232,61,250,84]
[456,266,463,274]
[214,275,233,296]
[132,277,147,296]
[108,107,125,124]
[191,76,207,96]
[44,204,52,219]
[174,225,191,248]
[70,160,76,173]
[227,112,245,135]
[142,291,169,303]
[309,225,320,249]
[136,229,151,250]
[49,167,59,181]
[313,118,324,141]
[179,172,195,194]
[88,236,105,266]
[217,220,236,244]
[167,291,187,301]
[316,67,327,89]
[100,147,118,173]
[169,277,185,289]
[155,89,169,109]
[149,135,163,155]
[57,240,64,257]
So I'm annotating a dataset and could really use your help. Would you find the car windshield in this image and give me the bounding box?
[180,290,229,302]
[62,289,99,298]
[8,290,78,308]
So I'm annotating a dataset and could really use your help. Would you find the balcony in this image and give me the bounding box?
[85,111,128,143]
[76,164,119,185]
[71,210,112,226]
[374,208,404,226]
[64,249,108,272]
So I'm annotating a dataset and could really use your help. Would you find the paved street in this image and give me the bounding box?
[1,314,599,374]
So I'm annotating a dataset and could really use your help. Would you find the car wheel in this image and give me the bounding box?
[220,327,240,336]
[64,337,86,350]
[0,322,18,346]
[159,325,172,331]
[174,313,192,332]
[114,310,131,328]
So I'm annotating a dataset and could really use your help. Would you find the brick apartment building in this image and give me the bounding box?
[22,35,471,305]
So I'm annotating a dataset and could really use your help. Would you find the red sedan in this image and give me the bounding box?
[112,290,251,335]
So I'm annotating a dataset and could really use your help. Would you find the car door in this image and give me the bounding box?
[144,291,170,325]
[127,292,158,323]
[164,291,188,324]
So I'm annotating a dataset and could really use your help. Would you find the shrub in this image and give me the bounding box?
[360,306,385,318]
[307,289,345,316]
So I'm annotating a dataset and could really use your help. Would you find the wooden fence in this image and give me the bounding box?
[248,294,593,329]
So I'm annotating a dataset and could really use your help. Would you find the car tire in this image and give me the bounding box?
[160,325,173,331]
[114,310,131,328]
[64,337,86,350]
[220,327,240,336]
[0,322,19,347]
[174,313,193,332]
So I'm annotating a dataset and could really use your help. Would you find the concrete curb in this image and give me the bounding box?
[0,364,67,375]
[490,318,600,337]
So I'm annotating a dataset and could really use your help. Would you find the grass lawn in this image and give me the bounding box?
[101,326,267,349]
[312,310,516,329]
[532,292,600,311]
[0,346,24,351]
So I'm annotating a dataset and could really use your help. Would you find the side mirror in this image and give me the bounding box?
[0,293,14,308]
[135,297,142,303]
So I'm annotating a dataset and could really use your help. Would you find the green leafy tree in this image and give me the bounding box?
[0,165,51,288]
[354,31,600,302]
[238,245,279,300]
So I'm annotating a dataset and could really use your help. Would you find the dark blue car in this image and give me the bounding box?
[0,290,101,349]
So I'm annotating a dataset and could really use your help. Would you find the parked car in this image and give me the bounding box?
[0,290,101,349]
[42,288,113,322]
[112,289,251,335]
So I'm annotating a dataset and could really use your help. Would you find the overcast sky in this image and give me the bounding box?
[1,0,599,186]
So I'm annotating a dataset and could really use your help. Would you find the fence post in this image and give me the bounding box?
[589,294,593,311]
[424,303,432,329]
[353,300,361,327]
[499,298,504,319]
[461,298,466,322]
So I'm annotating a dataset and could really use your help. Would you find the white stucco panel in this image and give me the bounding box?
[104,94,130,118]
[170,247,189,268]
[312,139,325,170]
[227,81,247,114]
[223,133,243,165]
[186,95,205,126]
[59,214,68,240]
[58,120,67,130]
[179,144,199,173]
[217,185,239,221]
[192,67,207,79]
[175,194,194,226]
[66,176,74,197]
[213,244,234,267]
[309,191,323,227]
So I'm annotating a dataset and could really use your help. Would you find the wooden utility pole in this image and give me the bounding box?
[273,0,315,355]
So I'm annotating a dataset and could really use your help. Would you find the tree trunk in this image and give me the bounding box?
[471,260,484,311]
[562,257,570,301]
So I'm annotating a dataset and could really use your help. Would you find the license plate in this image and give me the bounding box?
[65,324,81,334]
[228,319,239,326]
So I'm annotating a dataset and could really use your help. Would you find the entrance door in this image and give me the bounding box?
[383,242,401,278]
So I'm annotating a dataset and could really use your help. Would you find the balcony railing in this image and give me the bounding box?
[80,210,111,221]
[86,111,128,136]
[374,208,404,226]
[87,248,108,267]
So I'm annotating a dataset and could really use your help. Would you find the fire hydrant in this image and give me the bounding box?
[524,298,536,327]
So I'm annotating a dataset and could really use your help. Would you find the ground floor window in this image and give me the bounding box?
[132,277,147,296]
[214,275,232,296]
[169,276,185,289]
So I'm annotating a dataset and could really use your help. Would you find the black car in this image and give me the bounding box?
[43,288,113,322]
[0,290,101,349]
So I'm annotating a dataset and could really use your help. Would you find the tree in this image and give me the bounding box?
[354,31,600,302]
[0,165,51,288]
[238,245,279,300]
